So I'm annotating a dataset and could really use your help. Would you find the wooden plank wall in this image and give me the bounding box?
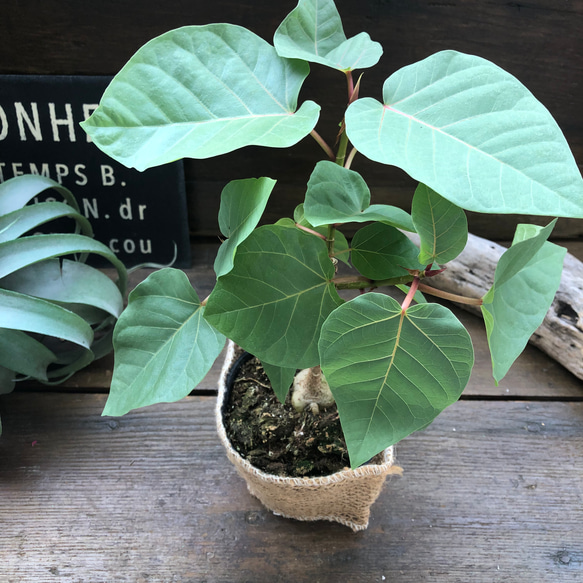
[1,0,582,241]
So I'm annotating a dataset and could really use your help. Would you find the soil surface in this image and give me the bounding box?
[223,354,350,478]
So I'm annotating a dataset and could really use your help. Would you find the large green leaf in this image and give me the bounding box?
[485,221,556,289]
[103,268,225,416]
[304,161,414,231]
[351,222,424,279]
[345,50,583,217]
[214,178,276,277]
[0,259,123,318]
[274,0,382,71]
[482,222,565,383]
[411,183,468,265]
[205,224,343,369]
[320,293,474,468]
[81,25,320,171]
[0,289,93,349]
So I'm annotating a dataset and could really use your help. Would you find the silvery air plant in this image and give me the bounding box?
[0,174,127,433]
[81,0,583,469]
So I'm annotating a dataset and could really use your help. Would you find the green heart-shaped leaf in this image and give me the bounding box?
[82,24,320,170]
[351,223,424,279]
[304,160,414,230]
[320,293,473,468]
[411,183,468,265]
[205,224,343,369]
[346,50,583,217]
[104,268,226,416]
[482,221,565,383]
[274,0,382,71]
[214,178,276,277]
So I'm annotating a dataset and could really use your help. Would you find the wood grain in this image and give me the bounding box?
[1,0,581,240]
[0,393,581,582]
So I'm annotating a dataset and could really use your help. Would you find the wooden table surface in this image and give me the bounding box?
[1,244,582,582]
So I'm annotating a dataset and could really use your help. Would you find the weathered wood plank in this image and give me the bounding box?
[0,393,581,582]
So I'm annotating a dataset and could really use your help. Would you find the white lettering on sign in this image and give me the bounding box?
[101,164,115,186]
[0,101,99,142]
[0,106,7,140]
[109,238,153,255]
[29,162,50,177]
[119,198,132,220]
[55,163,69,183]
[11,162,24,177]
[74,164,88,186]
[0,161,93,183]
[15,102,42,141]
[83,198,99,219]
[48,102,76,142]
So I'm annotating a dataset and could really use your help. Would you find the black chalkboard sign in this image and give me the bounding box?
[0,75,190,268]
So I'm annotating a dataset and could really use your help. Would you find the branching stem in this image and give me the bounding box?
[310,129,335,161]
[335,129,349,167]
[345,147,357,169]
[401,277,420,312]
[418,283,483,306]
[296,223,327,240]
[346,71,355,101]
[326,224,336,256]
[334,274,414,290]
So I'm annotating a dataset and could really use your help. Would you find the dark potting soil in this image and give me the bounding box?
[223,355,351,478]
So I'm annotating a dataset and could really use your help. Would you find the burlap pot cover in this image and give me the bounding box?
[216,341,397,532]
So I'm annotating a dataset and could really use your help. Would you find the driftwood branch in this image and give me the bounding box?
[407,232,583,380]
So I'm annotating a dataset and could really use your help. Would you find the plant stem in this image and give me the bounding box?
[418,283,483,306]
[335,129,349,166]
[296,223,327,240]
[346,71,355,102]
[334,274,414,290]
[401,277,420,312]
[310,129,335,161]
[345,147,357,169]
[326,224,336,256]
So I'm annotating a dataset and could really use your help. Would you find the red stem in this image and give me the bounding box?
[310,129,335,161]
[296,223,327,240]
[346,71,355,102]
[401,277,420,312]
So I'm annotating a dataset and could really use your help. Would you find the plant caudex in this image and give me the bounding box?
[81,0,583,469]
[0,174,128,433]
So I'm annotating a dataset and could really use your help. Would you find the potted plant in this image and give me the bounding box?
[80,0,583,530]
[0,174,127,433]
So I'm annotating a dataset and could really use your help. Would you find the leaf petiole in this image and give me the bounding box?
[310,129,335,161]
[401,277,420,312]
[417,283,483,306]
